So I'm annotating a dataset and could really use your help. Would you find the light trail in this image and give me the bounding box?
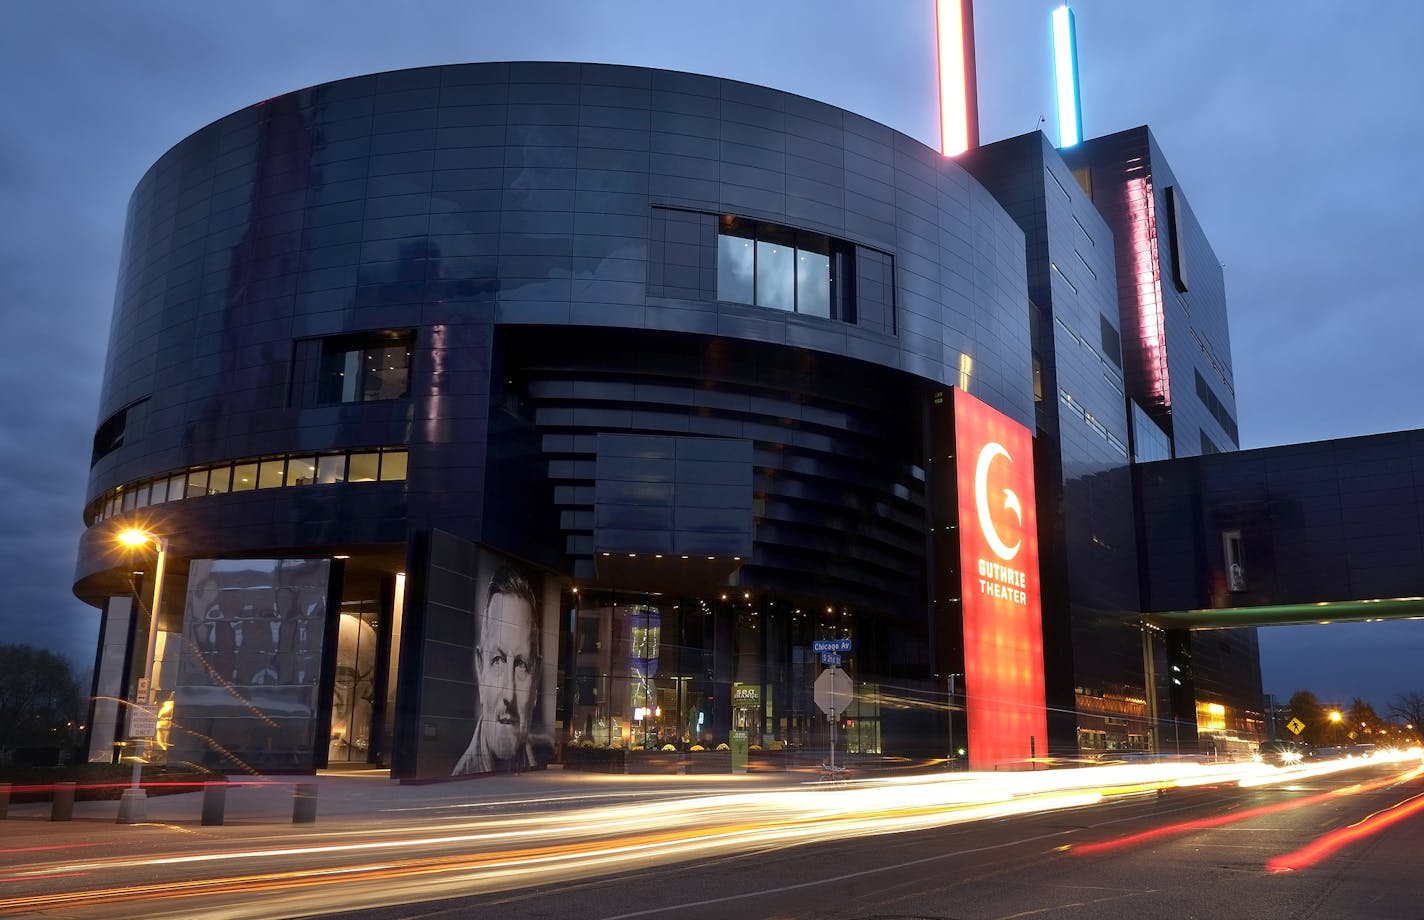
[2,752,1416,917]
[1267,788,1424,872]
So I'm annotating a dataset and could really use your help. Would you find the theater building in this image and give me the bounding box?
[75,62,1266,777]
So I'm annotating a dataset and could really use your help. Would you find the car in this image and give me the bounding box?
[1257,740,1308,766]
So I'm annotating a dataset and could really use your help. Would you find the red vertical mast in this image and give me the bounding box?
[937,0,979,156]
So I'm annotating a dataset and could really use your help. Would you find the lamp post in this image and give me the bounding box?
[116,529,167,824]
[1328,710,1343,748]
[946,673,962,770]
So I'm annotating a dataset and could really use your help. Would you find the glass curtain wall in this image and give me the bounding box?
[561,590,863,753]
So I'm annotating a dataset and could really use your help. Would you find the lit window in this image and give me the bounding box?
[316,454,347,484]
[208,466,232,494]
[316,331,413,404]
[286,457,317,487]
[379,450,408,482]
[256,459,286,489]
[348,452,380,482]
[232,463,258,491]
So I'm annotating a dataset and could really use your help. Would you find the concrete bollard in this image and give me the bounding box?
[51,782,76,822]
[291,782,318,824]
[201,782,227,826]
[0,782,10,820]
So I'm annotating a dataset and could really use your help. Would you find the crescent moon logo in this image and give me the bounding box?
[975,442,1022,561]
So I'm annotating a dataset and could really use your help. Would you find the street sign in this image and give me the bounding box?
[136,677,150,705]
[129,706,158,740]
[813,666,854,716]
[820,652,841,666]
[812,639,852,653]
[1286,717,1305,736]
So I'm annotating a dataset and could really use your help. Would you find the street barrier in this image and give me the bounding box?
[201,782,227,826]
[292,782,318,824]
[51,782,76,822]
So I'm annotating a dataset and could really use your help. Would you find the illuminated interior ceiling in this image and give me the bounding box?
[1143,597,1424,631]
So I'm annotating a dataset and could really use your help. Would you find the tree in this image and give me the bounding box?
[0,644,83,754]
[1345,698,1382,741]
[1388,692,1424,742]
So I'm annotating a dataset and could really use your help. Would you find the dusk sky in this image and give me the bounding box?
[2,1,1421,712]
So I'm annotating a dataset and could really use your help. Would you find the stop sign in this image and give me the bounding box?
[813,667,854,716]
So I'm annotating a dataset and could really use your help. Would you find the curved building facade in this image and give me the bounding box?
[76,62,1261,776]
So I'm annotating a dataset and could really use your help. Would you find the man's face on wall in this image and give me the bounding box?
[475,592,536,761]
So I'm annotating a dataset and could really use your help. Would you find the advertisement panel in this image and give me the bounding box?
[954,389,1047,769]
[170,558,331,771]
[410,531,559,779]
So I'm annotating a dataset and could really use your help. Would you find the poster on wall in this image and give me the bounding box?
[411,531,559,779]
[169,558,331,771]
[954,389,1048,770]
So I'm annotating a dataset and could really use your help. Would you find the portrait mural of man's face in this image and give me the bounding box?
[411,532,557,780]
[454,566,541,774]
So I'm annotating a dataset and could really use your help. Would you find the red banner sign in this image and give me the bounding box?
[954,389,1047,770]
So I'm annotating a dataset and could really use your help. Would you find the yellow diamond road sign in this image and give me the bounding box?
[1286,717,1305,736]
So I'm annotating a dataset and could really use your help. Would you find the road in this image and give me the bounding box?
[1,756,1420,919]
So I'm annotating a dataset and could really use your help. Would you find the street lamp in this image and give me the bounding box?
[116,528,168,824]
[1329,710,1343,748]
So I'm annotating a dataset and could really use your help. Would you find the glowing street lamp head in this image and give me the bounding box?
[118,529,154,547]
[1329,711,1343,723]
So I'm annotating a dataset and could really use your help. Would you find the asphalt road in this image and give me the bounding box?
[1,759,1420,919]
[345,762,1424,920]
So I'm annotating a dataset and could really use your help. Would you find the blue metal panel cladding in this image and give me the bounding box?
[76,62,1032,612]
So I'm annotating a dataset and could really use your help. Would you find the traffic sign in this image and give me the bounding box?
[820,652,841,666]
[813,667,854,716]
[812,639,852,653]
[1286,717,1305,736]
[129,706,158,740]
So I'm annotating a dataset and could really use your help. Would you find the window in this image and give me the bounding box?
[286,457,317,487]
[716,223,755,305]
[91,397,149,467]
[317,454,347,484]
[379,450,408,481]
[1223,530,1246,592]
[1166,186,1189,292]
[348,452,380,482]
[316,331,413,404]
[85,445,409,526]
[232,463,258,491]
[716,217,841,319]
